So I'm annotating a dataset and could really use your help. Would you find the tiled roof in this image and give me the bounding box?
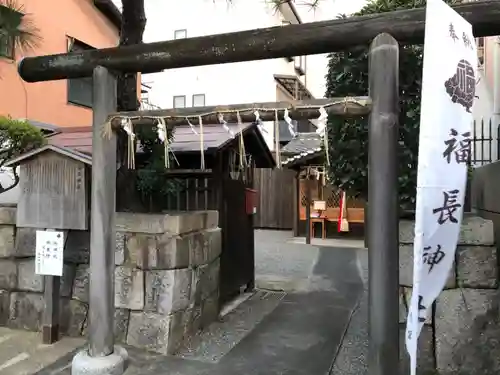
[280,132,323,167]
[281,132,322,155]
[47,123,255,155]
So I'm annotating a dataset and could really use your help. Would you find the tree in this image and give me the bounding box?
[0,117,45,193]
[0,1,43,193]
[0,0,40,56]
[325,0,461,210]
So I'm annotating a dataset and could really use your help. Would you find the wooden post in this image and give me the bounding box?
[17,0,500,83]
[367,33,400,375]
[88,66,117,357]
[42,275,60,344]
[292,171,299,237]
[42,229,67,344]
[305,175,312,244]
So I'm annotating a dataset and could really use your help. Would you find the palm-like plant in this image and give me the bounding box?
[0,0,40,58]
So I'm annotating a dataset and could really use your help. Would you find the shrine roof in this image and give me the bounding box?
[6,122,275,169]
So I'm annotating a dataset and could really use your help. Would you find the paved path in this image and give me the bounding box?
[0,328,84,375]
[34,231,366,375]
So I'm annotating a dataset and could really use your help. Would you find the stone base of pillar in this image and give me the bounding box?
[71,346,128,375]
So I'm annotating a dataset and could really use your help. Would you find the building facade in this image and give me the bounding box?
[471,36,500,165]
[139,0,366,150]
[0,0,120,128]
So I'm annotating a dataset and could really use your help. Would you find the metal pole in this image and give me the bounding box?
[367,33,400,375]
[89,66,117,357]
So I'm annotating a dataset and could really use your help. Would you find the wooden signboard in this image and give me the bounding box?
[15,149,89,230]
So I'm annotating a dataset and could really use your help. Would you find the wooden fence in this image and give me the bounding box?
[253,167,295,229]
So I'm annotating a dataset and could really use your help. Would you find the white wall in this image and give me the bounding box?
[292,0,367,98]
[130,0,367,150]
[143,0,293,109]
[139,0,368,107]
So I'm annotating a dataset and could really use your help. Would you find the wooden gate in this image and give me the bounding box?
[253,168,295,229]
[158,171,255,304]
[219,177,255,303]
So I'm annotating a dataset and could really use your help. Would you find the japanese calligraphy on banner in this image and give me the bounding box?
[35,230,64,276]
[405,0,477,374]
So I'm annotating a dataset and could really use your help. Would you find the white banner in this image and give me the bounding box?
[405,0,477,374]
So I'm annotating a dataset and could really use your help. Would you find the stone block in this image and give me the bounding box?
[64,231,90,264]
[163,211,218,236]
[60,263,76,298]
[115,232,126,266]
[114,308,130,343]
[0,225,15,258]
[72,265,90,303]
[126,311,171,354]
[114,266,144,310]
[201,291,219,328]
[0,206,16,225]
[18,258,44,292]
[189,228,222,267]
[460,216,494,245]
[400,245,455,288]
[190,268,202,307]
[399,220,416,245]
[126,233,189,270]
[14,227,36,257]
[190,262,221,309]
[116,213,168,234]
[145,269,192,314]
[0,290,9,325]
[400,216,495,246]
[399,287,408,323]
[457,246,498,288]
[0,260,17,290]
[168,309,192,354]
[60,299,88,337]
[399,324,436,375]
[8,292,44,331]
[186,305,202,337]
[200,258,220,300]
[404,288,432,325]
[435,289,500,375]
[81,308,131,342]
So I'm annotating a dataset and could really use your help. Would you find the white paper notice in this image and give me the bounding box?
[35,230,64,276]
[405,0,477,374]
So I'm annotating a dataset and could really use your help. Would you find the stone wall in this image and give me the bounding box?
[0,206,221,355]
[399,215,499,375]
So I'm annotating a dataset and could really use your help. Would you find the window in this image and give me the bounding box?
[174,29,187,40]
[0,5,23,59]
[192,94,205,107]
[67,39,93,108]
[173,95,186,108]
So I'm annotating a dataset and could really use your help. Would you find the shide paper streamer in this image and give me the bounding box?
[103,98,365,171]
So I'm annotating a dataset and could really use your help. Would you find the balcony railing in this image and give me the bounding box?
[140,99,161,111]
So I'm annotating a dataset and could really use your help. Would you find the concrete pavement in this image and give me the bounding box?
[0,328,84,375]
[2,229,367,375]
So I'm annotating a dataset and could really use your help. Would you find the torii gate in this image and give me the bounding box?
[16,2,500,375]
